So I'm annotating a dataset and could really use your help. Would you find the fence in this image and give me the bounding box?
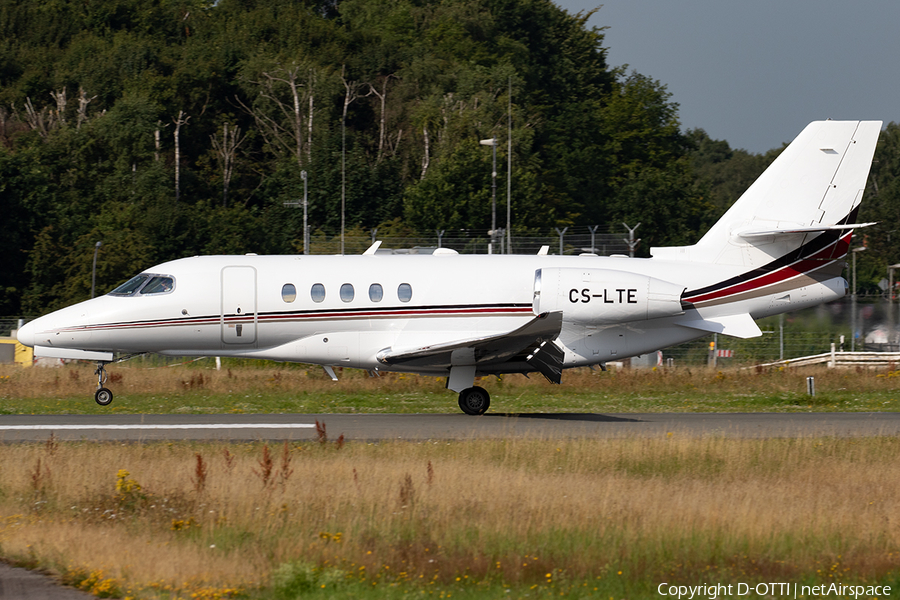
[0,318,28,338]
[306,228,631,256]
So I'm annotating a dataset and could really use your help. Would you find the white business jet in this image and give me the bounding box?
[17,120,881,414]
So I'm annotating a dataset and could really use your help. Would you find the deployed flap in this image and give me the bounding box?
[676,313,762,339]
[377,311,563,369]
[526,340,564,384]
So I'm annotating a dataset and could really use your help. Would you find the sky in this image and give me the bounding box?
[553,0,900,154]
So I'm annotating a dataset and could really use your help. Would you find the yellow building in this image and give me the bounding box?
[0,335,32,367]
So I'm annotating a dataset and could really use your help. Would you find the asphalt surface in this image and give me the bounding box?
[0,563,92,600]
[3,410,899,599]
[1,411,899,442]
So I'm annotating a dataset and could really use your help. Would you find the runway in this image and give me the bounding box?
[0,412,898,442]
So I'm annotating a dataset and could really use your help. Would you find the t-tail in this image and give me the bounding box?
[652,120,882,310]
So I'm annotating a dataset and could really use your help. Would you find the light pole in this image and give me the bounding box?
[283,170,310,255]
[851,246,866,352]
[480,137,498,254]
[91,241,102,298]
[506,77,512,254]
[888,263,900,350]
[301,170,308,255]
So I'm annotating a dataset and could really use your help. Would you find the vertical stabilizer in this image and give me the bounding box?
[651,120,882,266]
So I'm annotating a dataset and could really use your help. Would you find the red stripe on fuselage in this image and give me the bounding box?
[684,232,850,304]
[49,306,534,334]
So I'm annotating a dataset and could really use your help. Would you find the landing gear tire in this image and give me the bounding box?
[95,387,114,406]
[458,386,490,415]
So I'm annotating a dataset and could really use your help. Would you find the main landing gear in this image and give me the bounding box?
[457,386,490,416]
[94,362,113,406]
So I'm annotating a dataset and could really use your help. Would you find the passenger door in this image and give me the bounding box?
[221,266,257,345]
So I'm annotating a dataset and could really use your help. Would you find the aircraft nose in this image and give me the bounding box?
[16,320,35,347]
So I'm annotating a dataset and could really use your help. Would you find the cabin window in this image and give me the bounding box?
[108,275,149,296]
[282,283,297,303]
[340,283,355,302]
[369,283,383,302]
[310,283,326,303]
[141,276,175,295]
[398,283,412,303]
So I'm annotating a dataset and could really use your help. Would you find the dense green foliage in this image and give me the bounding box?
[0,0,898,315]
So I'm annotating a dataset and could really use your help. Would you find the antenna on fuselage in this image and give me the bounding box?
[363,241,382,255]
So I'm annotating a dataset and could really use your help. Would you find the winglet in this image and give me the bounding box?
[363,241,382,255]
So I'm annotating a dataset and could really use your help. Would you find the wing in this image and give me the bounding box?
[376,311,563,380]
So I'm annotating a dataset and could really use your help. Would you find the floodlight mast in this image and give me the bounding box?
[91,241,102,298]
[888,263,900,348]
[851,245,866,352]
[301,170,308,255]
[480,137,498,254]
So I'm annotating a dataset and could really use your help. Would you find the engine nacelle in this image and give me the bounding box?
[533,267,686,324]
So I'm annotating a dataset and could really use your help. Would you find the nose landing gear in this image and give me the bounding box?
[94,362,113,406]
[90,353,143,406]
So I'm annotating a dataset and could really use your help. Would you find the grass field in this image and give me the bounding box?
[0,437,898,599]
[1,362,899,598]
[2,360,900,415]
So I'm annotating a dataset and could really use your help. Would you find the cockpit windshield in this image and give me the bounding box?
[108,275,149,296]
[107,274,175,297]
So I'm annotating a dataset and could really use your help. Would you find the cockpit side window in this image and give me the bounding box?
[108,273,175,296]
[141,276,175,295]
[108,275,149,296]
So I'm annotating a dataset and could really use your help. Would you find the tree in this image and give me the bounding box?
[210,122,247,207]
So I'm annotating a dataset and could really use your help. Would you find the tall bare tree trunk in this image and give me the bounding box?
[155,121,163,162]
[307,86,314,165]
[76,87,96,130]
[238,64,314,170]
[49,89,66,127]
[367,75,395,163]
[211,123,246,207]
[421,126,430,179]
[173,110,190,203]
[341,68,362,255]
[22,97,50,138]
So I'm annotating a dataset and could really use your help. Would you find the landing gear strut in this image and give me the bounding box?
[94,362,114,406]
[458,386,490,415]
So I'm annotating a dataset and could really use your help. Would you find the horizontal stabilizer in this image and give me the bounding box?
[377,311,563,369]
[677,313,762,339]
[737,223,876,238]
[34,346,114,362]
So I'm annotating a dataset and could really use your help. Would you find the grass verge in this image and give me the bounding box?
[2,360,900,414]
[0,437,898,598]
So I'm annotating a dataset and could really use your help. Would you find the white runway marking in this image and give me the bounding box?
[0,424,316,431]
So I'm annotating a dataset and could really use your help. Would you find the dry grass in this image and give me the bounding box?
[0,437,898,597]
[2,360,900,399]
